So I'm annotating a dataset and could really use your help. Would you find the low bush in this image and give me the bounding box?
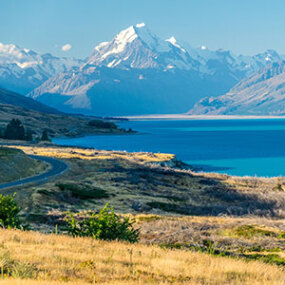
[56,183,109,199]
[243,253,285,266]
[232,225,277,238]
[0,194,21,229]
[88,120,117,129]
[65,204,139,243]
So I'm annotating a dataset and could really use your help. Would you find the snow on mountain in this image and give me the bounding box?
[180,40,285,78]
[0,43,82,94]
[85,23,198,71]
[26,23,285,116]
[188,61,285,115]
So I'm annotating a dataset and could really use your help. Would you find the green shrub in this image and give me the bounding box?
[243,253,285,266]
[0,194,21,229]
[56,183,109,199]
[65,204,139,243]
[87,120,117,129]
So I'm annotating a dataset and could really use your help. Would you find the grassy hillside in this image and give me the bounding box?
[3,145,285,229]
[0,102,128,139]
[0,147,48,183]
[0,87,130,139]
[0,145,284,284]
[0,229,283,284]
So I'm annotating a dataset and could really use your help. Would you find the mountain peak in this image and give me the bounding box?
[166,36,177,45]
[166,36,186,52]
[88,23,179,68]
[114,25,139,45]
[114,23,148,43]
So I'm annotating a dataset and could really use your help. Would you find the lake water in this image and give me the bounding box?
[53,119,285,177]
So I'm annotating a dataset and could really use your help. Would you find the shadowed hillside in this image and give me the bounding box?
[0,87,59,114]
[0,147,48,183]
[0,88,129,138]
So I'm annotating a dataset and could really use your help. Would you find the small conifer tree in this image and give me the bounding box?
[41,129,49,141]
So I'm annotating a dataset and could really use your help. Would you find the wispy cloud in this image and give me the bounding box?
[61,43,72,52]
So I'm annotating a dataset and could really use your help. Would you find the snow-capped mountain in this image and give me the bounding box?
[0,43,82,94]
[26,23,285,116]
[188,61,285,115]
[182,41,284,77]
[85,23,199,70]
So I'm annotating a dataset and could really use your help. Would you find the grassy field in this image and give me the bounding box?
[2,145,285,229]
[0,144,284,284]
[136,215,285,267]
[0,229,283,285]
[0,147,48,183]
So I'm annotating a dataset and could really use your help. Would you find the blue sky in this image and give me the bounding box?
[0,0,284,58]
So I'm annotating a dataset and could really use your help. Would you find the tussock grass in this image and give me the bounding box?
[7,145,174,163]
[0,229,284,284]
[3,145,285,234]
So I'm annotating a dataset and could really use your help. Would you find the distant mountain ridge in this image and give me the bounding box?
[2,24,285,115]
[188,61,285,115]
[0,43,82,94]
[0,87,59,114]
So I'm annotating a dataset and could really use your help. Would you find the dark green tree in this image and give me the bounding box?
[41,129,49,141]
[25,129,33,141]
[4,119,25,140]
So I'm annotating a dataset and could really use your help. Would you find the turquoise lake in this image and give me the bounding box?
[54,119,285,177]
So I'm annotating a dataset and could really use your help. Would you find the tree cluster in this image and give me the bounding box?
[0,119,49,142]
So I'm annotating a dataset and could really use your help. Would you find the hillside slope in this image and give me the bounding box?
[0,228,283,284]
[0,148,47,183]
[0,87,128,138]
[189,61,285,115]
[0,87,59,114]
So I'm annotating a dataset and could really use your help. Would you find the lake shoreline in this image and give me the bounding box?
[53,119,285,177]
[121,114,285,120]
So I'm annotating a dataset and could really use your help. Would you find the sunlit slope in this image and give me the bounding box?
[0,229,283,285]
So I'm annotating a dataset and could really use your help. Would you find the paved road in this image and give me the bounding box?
[0,155,68,190]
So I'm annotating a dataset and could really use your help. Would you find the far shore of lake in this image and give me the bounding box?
[120,114,285,120]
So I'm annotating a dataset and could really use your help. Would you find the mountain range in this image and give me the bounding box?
[0,43,82,94]
[188,61,285,115]
[2,23,285,115]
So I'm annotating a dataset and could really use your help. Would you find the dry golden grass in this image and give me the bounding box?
[6,145,174,163]
[0,229,284,285]
[135,215,285,256]
[0,281,89,285]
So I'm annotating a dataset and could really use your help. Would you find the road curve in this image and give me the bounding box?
[0,155,68,190]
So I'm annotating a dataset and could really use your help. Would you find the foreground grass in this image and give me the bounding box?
[0,229,284,285]
[136,215,285,267]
